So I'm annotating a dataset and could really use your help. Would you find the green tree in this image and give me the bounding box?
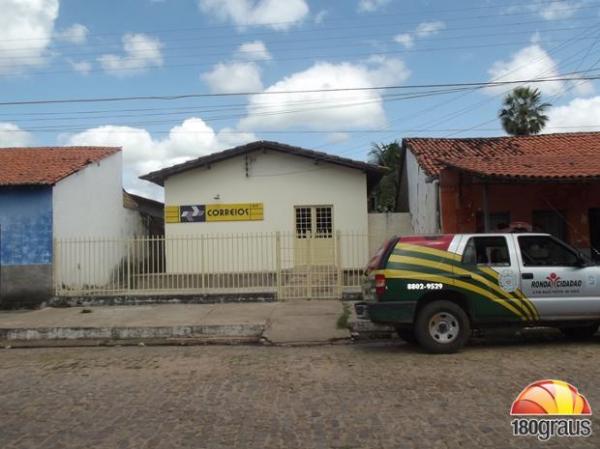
[368,141,405,212]
[499,87,551,136]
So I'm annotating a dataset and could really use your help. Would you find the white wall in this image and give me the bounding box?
[53,152,126,238]
[53,152,129,287]
[368,212,413,255]
[406,150,440,234]
[164,150,370,271]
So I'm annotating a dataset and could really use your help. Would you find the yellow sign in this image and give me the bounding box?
[165,205,180,223]
[165,203,263,223]
[206,203,264,222]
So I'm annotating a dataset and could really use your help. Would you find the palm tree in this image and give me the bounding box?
[368,141,405,212]
[499,87,551,136]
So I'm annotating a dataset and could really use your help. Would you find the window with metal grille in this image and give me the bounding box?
[315,207,332,238]
[295,206,333,238]
[295,207,312,238]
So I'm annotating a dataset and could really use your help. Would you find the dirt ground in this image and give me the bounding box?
[1,335,599,448]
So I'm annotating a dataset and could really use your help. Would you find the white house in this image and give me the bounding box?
[0,147,126,306]
[140,141,387,275]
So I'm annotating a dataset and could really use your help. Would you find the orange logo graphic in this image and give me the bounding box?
[511,380,592,416]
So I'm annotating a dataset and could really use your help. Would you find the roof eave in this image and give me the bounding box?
[139,141,387,186]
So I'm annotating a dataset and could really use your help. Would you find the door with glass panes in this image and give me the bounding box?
[294,206,335,266]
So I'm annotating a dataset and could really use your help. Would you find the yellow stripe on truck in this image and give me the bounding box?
[479,266,540,320]
[383,268,527,320]
[388,255,535,321]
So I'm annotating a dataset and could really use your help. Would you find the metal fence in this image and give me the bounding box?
[53,231,371,300]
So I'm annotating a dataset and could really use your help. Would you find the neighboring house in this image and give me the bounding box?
[140,140,387,272]
[0,146,126,307]
[123,190,165,236]
[402,132,600,257]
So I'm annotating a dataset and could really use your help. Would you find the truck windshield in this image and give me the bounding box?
[518,236,591,267]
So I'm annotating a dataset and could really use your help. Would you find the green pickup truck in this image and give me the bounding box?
[355,233,600,353]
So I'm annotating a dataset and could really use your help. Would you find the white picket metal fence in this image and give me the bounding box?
[53,231,371,300]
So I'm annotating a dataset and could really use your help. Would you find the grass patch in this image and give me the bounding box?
[336,303,351,329]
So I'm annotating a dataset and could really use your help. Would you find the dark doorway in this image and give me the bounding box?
[475,211,511,232]
[532,210,567,241]
[588,208,600,261]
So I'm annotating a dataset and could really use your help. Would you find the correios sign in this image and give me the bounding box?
[165,203,264,223]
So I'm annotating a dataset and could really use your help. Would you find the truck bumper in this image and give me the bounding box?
[355,301,416,325]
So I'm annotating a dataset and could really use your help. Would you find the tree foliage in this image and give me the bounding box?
[368,141,405,212]
[499,87,551,136]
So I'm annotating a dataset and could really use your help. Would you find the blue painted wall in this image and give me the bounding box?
[0,187,53,266]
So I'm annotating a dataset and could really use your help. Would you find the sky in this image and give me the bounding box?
[2,0,600,199]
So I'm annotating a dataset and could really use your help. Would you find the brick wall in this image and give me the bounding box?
[439,168,600,250]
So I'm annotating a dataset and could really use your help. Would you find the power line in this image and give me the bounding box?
[3,0,597,46]
[2,19,595,59]
[2,73,599,107]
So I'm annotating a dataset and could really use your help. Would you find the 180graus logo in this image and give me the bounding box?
[510,379,592,441]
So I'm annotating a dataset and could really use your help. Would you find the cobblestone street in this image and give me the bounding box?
[1,336,599,449]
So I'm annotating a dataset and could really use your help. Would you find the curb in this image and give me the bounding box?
[0,323,265,343]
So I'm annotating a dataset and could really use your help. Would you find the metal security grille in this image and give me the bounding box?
[316,207,332,238]
[295,207,312,237]
[295,206,333,238]
[53,231,369,300]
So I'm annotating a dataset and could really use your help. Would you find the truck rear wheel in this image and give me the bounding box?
[414,300,471,354]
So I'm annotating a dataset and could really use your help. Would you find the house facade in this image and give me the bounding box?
[141,141,386,273]
[402,132,600,258]
[0,147,129,307]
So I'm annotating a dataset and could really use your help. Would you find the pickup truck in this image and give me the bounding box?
[355,233,600,353]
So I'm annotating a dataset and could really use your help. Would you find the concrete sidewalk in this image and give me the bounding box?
[0,300,351,347]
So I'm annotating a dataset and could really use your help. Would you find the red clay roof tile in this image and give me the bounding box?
[0,146,120,186]
[404,132,600,180]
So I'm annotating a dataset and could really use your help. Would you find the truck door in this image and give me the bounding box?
[458,235,534,322]
[517,235,600,320]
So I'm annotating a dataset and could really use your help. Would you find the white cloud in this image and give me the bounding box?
[358,0,391,12]
[325,132,350,144]
[0,0,59,75]
[571,78,595,96]
[238,56,411,131]
[394,33,414,49]
[67,59,92,75]
[63,118,257,198]
[415,21,445,38]
[198,0,309,30]
[314,10,328,24]
[235,40,271,61]
[545,96,600,133]
[202,61,263,93]
[0,123,34,147]
[202,40,271,93]
[394,20,445,49]
[534,0,581,20]
[55,23,88,44]
[486,44,564,96]
[98,33,164,77]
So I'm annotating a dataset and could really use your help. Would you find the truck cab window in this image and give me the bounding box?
[462,237,510,266]
[518,236,578,267]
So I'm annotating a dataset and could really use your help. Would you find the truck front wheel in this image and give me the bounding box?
[414,300,471,354]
